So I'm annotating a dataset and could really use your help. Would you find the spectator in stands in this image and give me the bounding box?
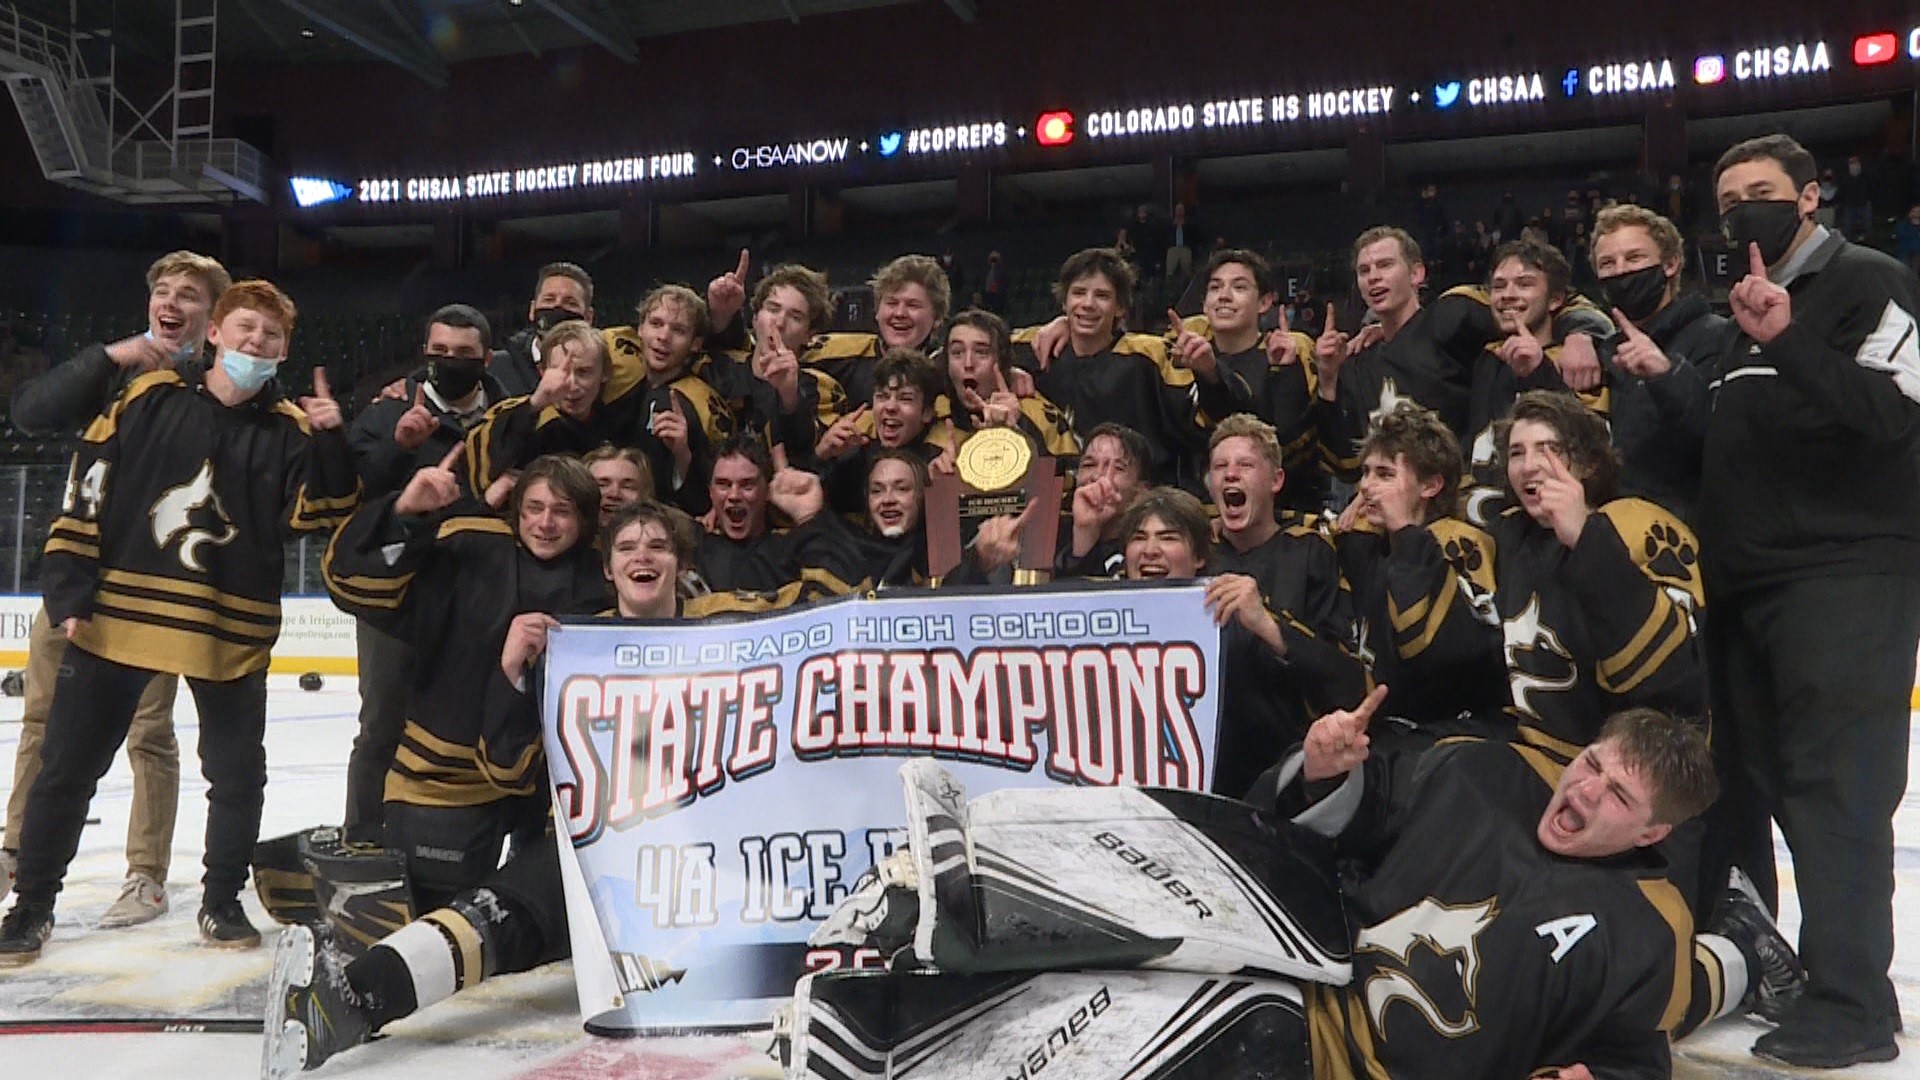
[939,250,966,301]
[1702,134,1920,1068]
[981,251,1008,316]
[2,249,231,930]
[1896,205,1920,275]
[1165,203,1197,296]
[487,262,594,398]
[1496,191,1526,244]
[341,303,506,845]
[1836,154,1872,242]
[1588,205,1730,523]
[1666,174,1692,233]
[1415,184,1447,262]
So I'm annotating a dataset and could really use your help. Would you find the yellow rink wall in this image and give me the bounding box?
[0,595,357,675]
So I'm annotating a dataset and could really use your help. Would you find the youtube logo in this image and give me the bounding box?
[1855,32,1897,66]
[1035,111,1075,147]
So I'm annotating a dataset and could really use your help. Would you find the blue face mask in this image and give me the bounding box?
[145,330,200,365]
[219,348,279,392]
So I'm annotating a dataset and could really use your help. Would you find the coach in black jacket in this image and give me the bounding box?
[1699,135,1920,1070]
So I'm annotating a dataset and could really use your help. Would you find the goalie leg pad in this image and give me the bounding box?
[787,967,1311,1080]
[894,760,1351,984]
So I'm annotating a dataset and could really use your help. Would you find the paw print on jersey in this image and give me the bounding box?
[1643,523,1697,582]
[1443,535,1485,574]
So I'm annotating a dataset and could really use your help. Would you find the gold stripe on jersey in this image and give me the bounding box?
[320,525,416,610]
[91,590,280,642]
[1595,596,1690,696]
[1509,742,1567,788]
[804,332,881,363]
[289,484,360,532]
[422,909,484,990]
[1388,583,1456,660]
[1114,332,1196,391]
[1638,878,1695,1032]
[1017,397,1081,458]
[438,515,514,542]
[270,400,315,436]
[103,568,284,617]
[1516,723,1585,766]
[45,515,100,560]
[1302,982,1392,1080]
[71,610,270,681]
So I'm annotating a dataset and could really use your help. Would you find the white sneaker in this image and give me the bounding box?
[98,872,168,928]
[0,849,14,905]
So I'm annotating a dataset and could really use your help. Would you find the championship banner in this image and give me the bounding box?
[539,581,1224,1031]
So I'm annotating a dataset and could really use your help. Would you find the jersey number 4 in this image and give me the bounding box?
[64,459,108,519]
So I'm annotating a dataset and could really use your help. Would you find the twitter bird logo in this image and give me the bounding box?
[878,131,904,157]
[1433,82,1461,109]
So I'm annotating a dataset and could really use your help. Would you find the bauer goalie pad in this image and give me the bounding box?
[781,967,1312,1080]
[813,760,1350,985]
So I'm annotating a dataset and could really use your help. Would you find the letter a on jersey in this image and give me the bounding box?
[1534,913,1597,963]
[151,460,238,572]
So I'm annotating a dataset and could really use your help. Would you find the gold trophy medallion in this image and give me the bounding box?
[954,427,1032,493]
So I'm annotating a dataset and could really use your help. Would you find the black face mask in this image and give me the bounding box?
[426,358,484,401]
[1721,199,1805,267]
[1599,264,1671,323]
[531,306,578,333]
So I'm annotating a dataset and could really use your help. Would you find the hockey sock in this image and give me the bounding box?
[1674,933,1749,1038]
[346,908,486,1029]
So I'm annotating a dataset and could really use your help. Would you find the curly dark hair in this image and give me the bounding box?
[1494,390,1620,507]
[1360,404,1465,519]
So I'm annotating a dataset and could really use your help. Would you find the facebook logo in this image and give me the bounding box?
[1561,69,1581,97]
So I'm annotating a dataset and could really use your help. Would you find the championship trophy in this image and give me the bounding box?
[925,427,1063,586]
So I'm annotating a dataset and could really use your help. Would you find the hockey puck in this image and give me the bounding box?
[298,672,323,692]
[0,671,22,697]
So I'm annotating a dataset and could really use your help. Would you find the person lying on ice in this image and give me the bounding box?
[783,693,1803,1079]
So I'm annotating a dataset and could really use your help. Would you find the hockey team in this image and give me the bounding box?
[0,131,1915,1076]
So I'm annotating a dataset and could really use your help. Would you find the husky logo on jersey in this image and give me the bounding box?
[1356,896,1498,1038]
[1368,377,1413,427]
[150,460,238,572]
[1502,594,1576,718]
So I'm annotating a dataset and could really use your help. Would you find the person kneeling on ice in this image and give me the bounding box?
[784,695,1805,1078]
[265,490,850,1077]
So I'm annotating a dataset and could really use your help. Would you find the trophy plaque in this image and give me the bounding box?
[926,426,1062,585]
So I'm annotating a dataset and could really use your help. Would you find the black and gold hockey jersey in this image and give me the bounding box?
[462,392,670,501]
[1013,330,1207,489]
[1461,291,1616,485]
[1205,336,1329,515]
[1477,499,1706,757]
[1312,296,1495,480]
[1331,517,1511,729]
[1291,737,1692,1078]
[1208,524,1371,798]
[322,494,611,808]
[947,393,1082,463]
[802,330,938,408]
[41,367,360,681]
[702,348,847,468]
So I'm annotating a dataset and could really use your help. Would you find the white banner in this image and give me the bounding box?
[539,582,1225,1030]
[0,595,355,673]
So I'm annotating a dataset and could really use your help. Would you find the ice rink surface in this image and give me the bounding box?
[0,676,1913,1079]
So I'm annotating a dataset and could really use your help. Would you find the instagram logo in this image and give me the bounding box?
[1693,55,1727,84]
